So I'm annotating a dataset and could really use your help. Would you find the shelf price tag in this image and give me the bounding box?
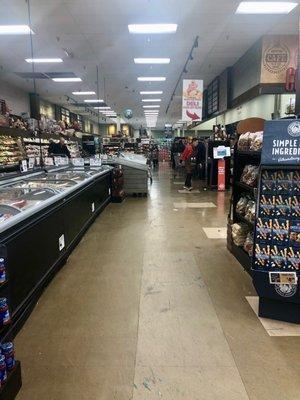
[44,157,54,166]
[20,160,28,173]
[72,158,85,167]
[90,158,102,167]
[28,157,35,170]
[54,156,62,166]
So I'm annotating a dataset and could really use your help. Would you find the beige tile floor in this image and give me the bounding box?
[15,164,300,399]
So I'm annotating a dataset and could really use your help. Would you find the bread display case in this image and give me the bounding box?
[0,165,113,339]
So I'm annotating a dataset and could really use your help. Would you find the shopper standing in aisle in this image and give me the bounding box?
[180,138,199,190]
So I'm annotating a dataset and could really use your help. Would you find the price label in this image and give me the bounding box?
[28,157,35,169]
[44,157,54,166]
[35,157,41,166]
[60,157,69,166]
[72,158,85,167]
[90,158,102,167]
[20,160,28,173]
[54,156,62,166]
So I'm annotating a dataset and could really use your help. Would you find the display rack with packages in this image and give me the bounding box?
[227,118,265,274]
[252,119,300,323]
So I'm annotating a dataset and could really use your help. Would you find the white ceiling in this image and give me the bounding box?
[0,0,298,129]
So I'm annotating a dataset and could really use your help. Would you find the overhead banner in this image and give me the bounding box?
[182,79,203,122]
[261,119,300,165]
[261,35,298,84]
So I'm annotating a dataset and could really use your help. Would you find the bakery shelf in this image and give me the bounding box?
[230,243,252,276]
[235,213,255,228]
[235,182,256,193]
[237,150,261,157]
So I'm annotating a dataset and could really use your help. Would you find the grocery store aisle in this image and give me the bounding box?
[16,164,300,400]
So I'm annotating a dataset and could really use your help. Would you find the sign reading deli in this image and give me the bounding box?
[182,79,203,122]
[261,35,298,84]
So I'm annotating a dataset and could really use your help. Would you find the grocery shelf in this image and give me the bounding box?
[235,213,255,228]
[231,243,252,276]
[0,361,22,400]
[235,181,256,193]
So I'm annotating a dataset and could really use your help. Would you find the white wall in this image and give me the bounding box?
[0,79,30,116]
[224,95,275,124]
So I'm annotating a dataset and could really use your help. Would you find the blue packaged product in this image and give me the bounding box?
[0,258,6,284]
[0,298,10,326]
[2,343,15,371]
[0,355,7,383]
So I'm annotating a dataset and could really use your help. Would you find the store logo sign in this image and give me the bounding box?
[275,284,297,298]
[287,121,300,137]
[263,43,290,74]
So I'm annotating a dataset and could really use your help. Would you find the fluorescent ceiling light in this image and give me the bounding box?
[0,25,33,35]
[94,107,111,110]
[236,2,297,14]
[72,91,96,95]
[25,58,63,63]
[142,99,162,102]
[143,105,160,108]
[128,24,177,34]
[52,77,82,82]
[140,91,163,95]
[134,58,170,64]
[84,99,104,103]
[145,110,159,113]
[138,77,166,82]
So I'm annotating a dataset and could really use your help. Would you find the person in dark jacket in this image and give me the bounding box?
[196,139,206,180]
[48,137,71,158]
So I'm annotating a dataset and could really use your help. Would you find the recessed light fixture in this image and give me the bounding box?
[143,105,160,108]
[0,25,34,35]
[140,91,163,95]
[138,77,166,82]
[25,58,63,63]
[84,99,104,103]
[52,77,82,82]
[142,99,162,102]
[128,24,177,34]
[236,1,297,14]
[94,107,111,110]
[134,58,170,64]
[72,91,96,95]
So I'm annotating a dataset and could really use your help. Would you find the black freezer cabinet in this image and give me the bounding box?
[0,167,112,334]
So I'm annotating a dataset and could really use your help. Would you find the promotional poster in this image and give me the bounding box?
[182,79,203,122]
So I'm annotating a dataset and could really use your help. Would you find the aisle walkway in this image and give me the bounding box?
[16,164,300,400]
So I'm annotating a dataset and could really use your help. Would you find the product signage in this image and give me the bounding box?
[72,158,85,167]
[90,158,102,167]
[261,35,298,84]
[20,160,28,173]
[182,79,203,122]
[28,158,35,170]
[217,159,226,191]
[44,157,54,166]
[261,120,300,165]
[213,146,230,159]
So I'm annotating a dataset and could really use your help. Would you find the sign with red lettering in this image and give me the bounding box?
[218,159,225,191]
[182,79,203,122]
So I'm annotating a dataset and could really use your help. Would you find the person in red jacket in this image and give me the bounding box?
[180,138,199,190]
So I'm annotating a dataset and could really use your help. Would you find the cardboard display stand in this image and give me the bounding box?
[252,119,300,324]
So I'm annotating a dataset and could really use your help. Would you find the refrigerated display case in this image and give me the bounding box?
[0,165,113,342]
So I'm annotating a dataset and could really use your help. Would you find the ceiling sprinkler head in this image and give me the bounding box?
[63,48,74,58]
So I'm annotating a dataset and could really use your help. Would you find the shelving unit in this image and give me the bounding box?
[227,143,261,275]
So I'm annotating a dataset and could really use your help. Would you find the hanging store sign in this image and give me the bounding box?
[182,79,203,122]
[261,119,300,165]
[261,35,298,84]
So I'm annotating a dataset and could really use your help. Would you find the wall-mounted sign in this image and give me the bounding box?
[261,119,300,165]
[182,79,203,122]
[261,35,298,84]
